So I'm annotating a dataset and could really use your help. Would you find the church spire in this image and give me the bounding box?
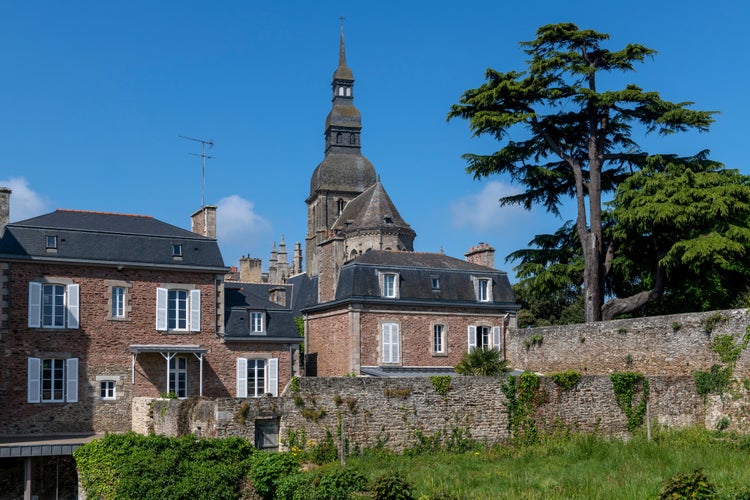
[338,17,347,68]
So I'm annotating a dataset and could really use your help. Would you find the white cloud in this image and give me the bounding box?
[449,181,525,231]
[0,177,52,222]
[216,194,272,247]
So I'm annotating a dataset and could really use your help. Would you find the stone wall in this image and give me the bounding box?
[508,309,750,376]
[140,374,749,452]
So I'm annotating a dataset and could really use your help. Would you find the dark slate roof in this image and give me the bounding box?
[309,151,376,196]
[333,250,516,305]
[287,273,318,315]
[0,210,226,270]
[224,281,303,342]
[332,182,414,237]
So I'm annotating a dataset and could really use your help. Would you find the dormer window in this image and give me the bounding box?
[172,244,183,258]
[431,277,440,290]
[477,278,492,302]
[251,312,265,334]
[381,272,399,298]
[46,235,58,250]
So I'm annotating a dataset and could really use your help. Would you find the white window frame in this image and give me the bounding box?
[169,356,188,398]
[433,324,446,354]
[467,325,502,351]
[380,272,399,298]
[156,287,200,332]
[381,322,400,364]
[251,312,265,333]
[111,286,126,318]
[28,282,79,329]
[477,278,492,302]
[27,357,78,403]
[236,357,279,397]
[100,380,116,400]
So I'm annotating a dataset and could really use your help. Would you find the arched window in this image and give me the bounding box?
[346,88,351,97]
[338,87,345,96]
[350,249,358,259]
[349,134,355,145]
[336,133,342,144]
[337,199,345,215]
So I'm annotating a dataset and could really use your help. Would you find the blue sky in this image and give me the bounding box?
[1,1,747,281]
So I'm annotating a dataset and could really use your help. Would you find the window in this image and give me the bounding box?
[28,282,79,329]
[476,278,492,302]
[251,312,264,333]
[431,277,440,290]
[27,357,78,403]
[172,244,183,257]
[156,287,200,332]
[349,134,355,145]
[100,380,116,400]
[169,356,188,398]
[382,273,398,298]
[337,198,346,215]
[111,287,125,318]
[433,324,445,354]
[46,235,58,249]
[467,325,501,351]
[382,323,400,364]
[236,358,279,397]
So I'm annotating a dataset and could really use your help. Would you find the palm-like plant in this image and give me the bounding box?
[454,347,509,376]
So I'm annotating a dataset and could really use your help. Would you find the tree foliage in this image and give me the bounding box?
[455,347,509,376]
[448,23,714,322]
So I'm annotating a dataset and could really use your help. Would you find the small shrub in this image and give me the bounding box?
[316,467,369,499]
[290,376,300,392]
[429,375,452,395]
[710,333,749,365]
[233,401,251,425]
[579,335,586,344]
[384,386,412,399]
[618,326,628,334]
[716,416,730,432]
[371,471,415,500]
[301,407,326,422]
[694,364,732,398]
[333,393,343,406]
[625,353,634,366]
[308,429,339,465]
[658,469,716,499]
[274,473,314,500]
[524,334,544,350]
[671,322,681,332]
[702,312,726,335]
[250,452,300,499]
[293,393,305,407]
[550,370,582,391]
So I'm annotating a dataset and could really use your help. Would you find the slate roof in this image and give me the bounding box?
[224,280,307,342]
[309,152,376,196]
[0,209,226,270]
[332,182,415,237]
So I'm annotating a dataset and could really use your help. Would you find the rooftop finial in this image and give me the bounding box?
[338,16,347,67]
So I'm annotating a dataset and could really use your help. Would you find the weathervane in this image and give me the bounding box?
[178,135,214,208]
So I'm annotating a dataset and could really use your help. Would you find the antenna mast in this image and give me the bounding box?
[179,135,214,208]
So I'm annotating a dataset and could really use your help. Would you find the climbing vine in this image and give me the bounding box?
[429,375,452,395]
[501,371,540,444]
[693,326,750,399]
[550,370,582,391]
[610,372,649,432]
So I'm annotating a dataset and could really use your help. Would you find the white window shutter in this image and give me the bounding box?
[381,324,391,363]
[236,358,248,398]
[468,326,477,351]
[66,284,80,329]
[268,358,279,397]
[28,282,41,328]
[156,288,168,331]
[66,358,78,403]
[28,357,40,403]
[492,326,501,349]
[392,325,400,363]
[189,289,201,332]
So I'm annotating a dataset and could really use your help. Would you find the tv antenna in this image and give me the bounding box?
[179,135,214,208]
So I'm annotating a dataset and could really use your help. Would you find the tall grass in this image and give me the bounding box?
[344,427,750,499]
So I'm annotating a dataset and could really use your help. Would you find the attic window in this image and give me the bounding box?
[45,235,58,250]
[172,244,183,258]
[431,277,440,290]
[384,216,393,224]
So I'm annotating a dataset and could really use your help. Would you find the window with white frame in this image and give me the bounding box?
[251,312,264,333]
[236,358,279,397]
[381,273,398,298]
[381,322,400,364]
[156,287,201,332]
[111,287,125,318]
[467,325,501,352]
[100,380,116,400]
[433,324,445,354]
[45,235,58,250]
[28,282,79,329]
[27,357,78,403]
[168,356,188,398]
[476,278,492,302]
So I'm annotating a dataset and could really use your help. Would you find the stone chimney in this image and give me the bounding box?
[292,242,303,275]
[191,205,217,239]
[465,242,495,269]
[239,256,263,283]
[0,187,10,232]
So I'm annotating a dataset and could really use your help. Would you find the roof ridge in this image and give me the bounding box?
[57,209,154,219]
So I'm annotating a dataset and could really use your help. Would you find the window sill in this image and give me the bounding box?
[107,317,131,322]
[431,352,448,357]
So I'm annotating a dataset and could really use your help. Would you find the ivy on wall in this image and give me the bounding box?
[501,372,540,444]
[610,372,649,432]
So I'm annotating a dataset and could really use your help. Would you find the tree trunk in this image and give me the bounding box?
[601,264,665,320]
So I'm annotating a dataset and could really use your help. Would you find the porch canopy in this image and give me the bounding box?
[129,344,207,397]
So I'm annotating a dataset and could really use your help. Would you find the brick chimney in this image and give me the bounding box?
[465,242,495,269]
[191,205,217,239]
[0,187,10,233]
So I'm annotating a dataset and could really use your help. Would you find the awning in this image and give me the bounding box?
[130,345,207,397]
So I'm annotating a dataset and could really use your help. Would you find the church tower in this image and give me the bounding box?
[306,26,377,276]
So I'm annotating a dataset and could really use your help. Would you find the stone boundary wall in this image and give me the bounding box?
[140,374,750,452]
[508,309,750,376]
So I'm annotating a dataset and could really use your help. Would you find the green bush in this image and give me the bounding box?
[275,473,315,500]
[658,469,716,499]
[250,451,300,499]
[316,467,369,499]
[371,471,415,500]
[549,370,582,391]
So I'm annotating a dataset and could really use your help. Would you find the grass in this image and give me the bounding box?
[340,428,750,499]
